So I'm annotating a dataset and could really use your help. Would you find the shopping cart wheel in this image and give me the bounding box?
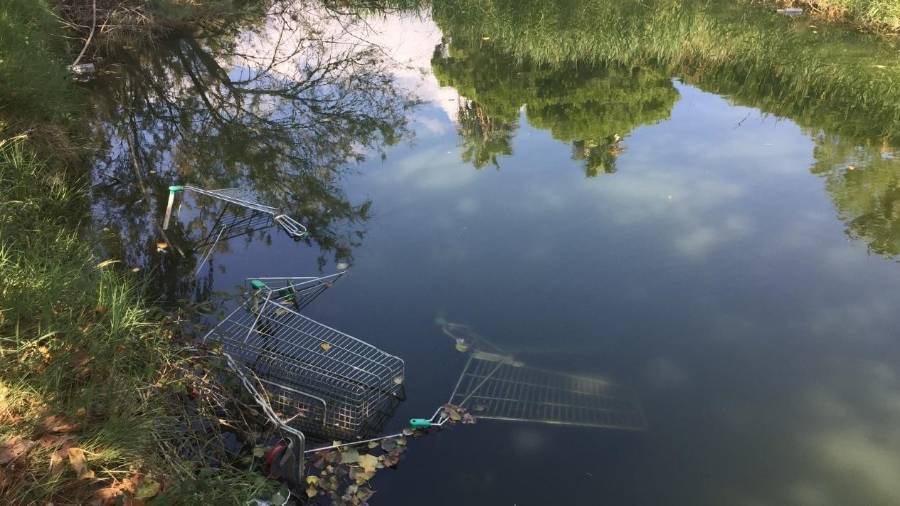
[268,433,305,488]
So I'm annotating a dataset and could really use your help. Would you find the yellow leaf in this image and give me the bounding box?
[135,478,161,500]
[319,342,332,352]
[49,452,65,474]
[67,447,93,479]
[306,476,319,485]
[357,454,379,473]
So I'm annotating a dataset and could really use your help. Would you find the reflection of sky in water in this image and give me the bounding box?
[201,14,900,506]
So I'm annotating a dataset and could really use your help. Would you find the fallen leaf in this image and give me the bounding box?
[43,415,78,433]
[134,478,160,500]
[340,448,360,464]
[357,454,380,473]
[319,342,332,352]
[349,466,374,485]
[37,434,73,449]
[306,486,318,498]
[95,259,120,269]
[49,451,66,474]
[0,437,35,465]
[67,447,94,479]
[93,487,121,505]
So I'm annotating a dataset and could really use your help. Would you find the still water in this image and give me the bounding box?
[88,1,900,504]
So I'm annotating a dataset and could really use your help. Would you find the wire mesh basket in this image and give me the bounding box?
[448,350,645,430]
[205,275,405,441]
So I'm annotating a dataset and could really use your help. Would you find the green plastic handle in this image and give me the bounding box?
[409,419,433,429]
[168,185,185,192]
[250,279,268,290]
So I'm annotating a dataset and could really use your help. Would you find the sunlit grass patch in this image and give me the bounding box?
[783,0,900,32]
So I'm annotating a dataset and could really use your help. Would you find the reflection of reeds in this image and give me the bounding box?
[432,0,900,143]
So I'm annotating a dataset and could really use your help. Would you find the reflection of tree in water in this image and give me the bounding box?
[810,135,900,257]
[571,136,625,177]
[88,1,414,301]
[432,38,677,176]
[456,98,516,169]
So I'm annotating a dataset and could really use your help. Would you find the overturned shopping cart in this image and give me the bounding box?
[428,320,646,430]
[204,274,406,443]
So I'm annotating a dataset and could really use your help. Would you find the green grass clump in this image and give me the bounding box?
[0,1,81,127]
[0,132,283,505]
[0,133,163,504]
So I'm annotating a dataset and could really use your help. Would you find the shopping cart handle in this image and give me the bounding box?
[409,419,433,429]
[168,185,185,193]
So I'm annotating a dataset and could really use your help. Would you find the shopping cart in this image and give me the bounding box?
[429,320,646,430]
[204,274,405,442]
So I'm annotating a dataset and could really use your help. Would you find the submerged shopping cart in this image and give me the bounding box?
[162,185,308,274]
[204,274,406,443]
[425,320,646,430]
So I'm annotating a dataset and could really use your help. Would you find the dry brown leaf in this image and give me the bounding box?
[37,434,74,449]
[49,452,66,474]
[92,474,143,506]
[42,414,79,434]
[0,437,35,465]
[92,487,121,505]
[67,447,94,479]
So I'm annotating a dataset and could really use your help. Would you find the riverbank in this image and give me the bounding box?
[0,1,285,504]
[771,0,900,33]
[431,0,900,143]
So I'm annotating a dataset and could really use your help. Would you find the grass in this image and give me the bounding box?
[0,0,288,503]
[0,130,285,505]
[0,132,160,503]
[0,0,81,128]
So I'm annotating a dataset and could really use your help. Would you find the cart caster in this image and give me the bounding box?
[267,432,305,489]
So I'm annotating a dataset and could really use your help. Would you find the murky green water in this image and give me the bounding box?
[88,1,900,504]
